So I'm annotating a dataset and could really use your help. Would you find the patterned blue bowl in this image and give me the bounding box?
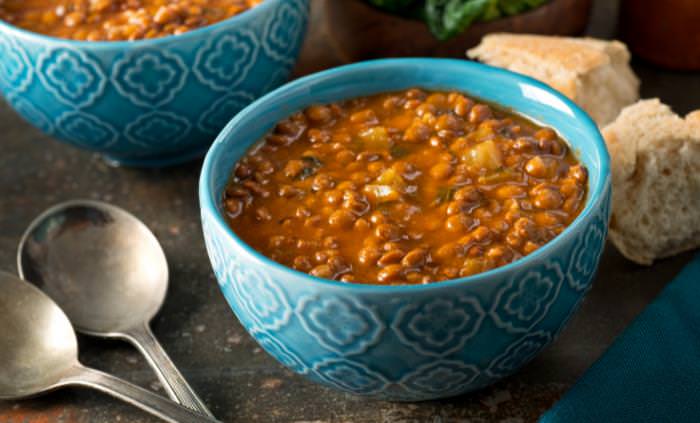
[0,0,309,167]
[199,59,612,401]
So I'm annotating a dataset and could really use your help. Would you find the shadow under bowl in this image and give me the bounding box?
[199,58,611,401]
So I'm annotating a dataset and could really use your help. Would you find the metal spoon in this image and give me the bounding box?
[0,272,218,423]
[17,200,214,418]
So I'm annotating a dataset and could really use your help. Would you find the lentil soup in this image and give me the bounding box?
[223,89,588,285]
[0,0,261,41]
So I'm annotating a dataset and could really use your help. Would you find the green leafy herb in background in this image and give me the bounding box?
[297,156,323,180]
[390,145,411,158]
[434,186,457,205]
[365,0,549,40]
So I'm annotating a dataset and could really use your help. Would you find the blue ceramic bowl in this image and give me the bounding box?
[199,59,612,401]
[0,0,309,167]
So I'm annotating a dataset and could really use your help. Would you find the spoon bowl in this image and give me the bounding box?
[0,272,218,423]
[0,272,77,399]
[18,200,212,416]
[18,200,167,334]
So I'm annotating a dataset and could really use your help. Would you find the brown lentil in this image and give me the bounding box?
[223,89,588,285]
[0,0,261,41]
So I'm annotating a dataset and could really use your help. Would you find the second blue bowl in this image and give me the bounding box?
[0,0,309,166]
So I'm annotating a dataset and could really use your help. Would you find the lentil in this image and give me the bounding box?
[223,89,588,284]
[0,0,261,41]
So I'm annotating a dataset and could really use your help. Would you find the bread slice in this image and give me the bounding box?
[467,33,640,126]
[602,99,700,265]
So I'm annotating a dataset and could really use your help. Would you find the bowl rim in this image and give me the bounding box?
[0,0,296,48]
[199,57,610,293]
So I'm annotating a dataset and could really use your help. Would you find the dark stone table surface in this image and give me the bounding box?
[1,0,698,421]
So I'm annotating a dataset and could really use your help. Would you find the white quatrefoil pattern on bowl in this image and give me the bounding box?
[37,48,106,108]
[309,357,482,399]
[0,34,32,94]
[252,329,309,375]
[567,189,610,292]
[56,111,118,149]
[262,0,306,65]
[194,30,259,92]
[112,50,187,108]
[490,261,565,334]
[125,111,191,147]
[0,0,310,165]
[313,359,389,396]
[392,296,485,357]
[486,331,553,378]
[201,219,230,284]
[7,94,53,134]
[198,92,256,135]
[401,360,480,396]
[297,295,384,355]
[230,265,292,332]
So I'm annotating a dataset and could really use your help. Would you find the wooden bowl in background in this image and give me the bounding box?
[322,0,593,62]
[620,0,700,70]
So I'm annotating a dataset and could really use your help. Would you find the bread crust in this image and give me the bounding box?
[602,99,700,265]
[467,33,640,126]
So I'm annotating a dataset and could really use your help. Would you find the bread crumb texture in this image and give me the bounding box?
[602,99,700,265]
[468,33,640,126]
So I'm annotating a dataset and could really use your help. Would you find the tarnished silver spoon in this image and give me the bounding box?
[0,272,218,423]
[17,200,213,418]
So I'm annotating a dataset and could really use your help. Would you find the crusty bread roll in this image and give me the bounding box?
[467,33,640,126]
[602,99,700,265]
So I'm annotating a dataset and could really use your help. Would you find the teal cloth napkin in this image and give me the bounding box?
[541,254,700,423]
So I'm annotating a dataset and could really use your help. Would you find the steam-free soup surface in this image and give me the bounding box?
[0,0,261,41]
[223,89,588,285]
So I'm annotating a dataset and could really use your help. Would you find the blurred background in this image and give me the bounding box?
[298,0,699,113]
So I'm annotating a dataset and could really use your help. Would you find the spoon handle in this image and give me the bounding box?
[124,323,215,418]
[64,364,220,423]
